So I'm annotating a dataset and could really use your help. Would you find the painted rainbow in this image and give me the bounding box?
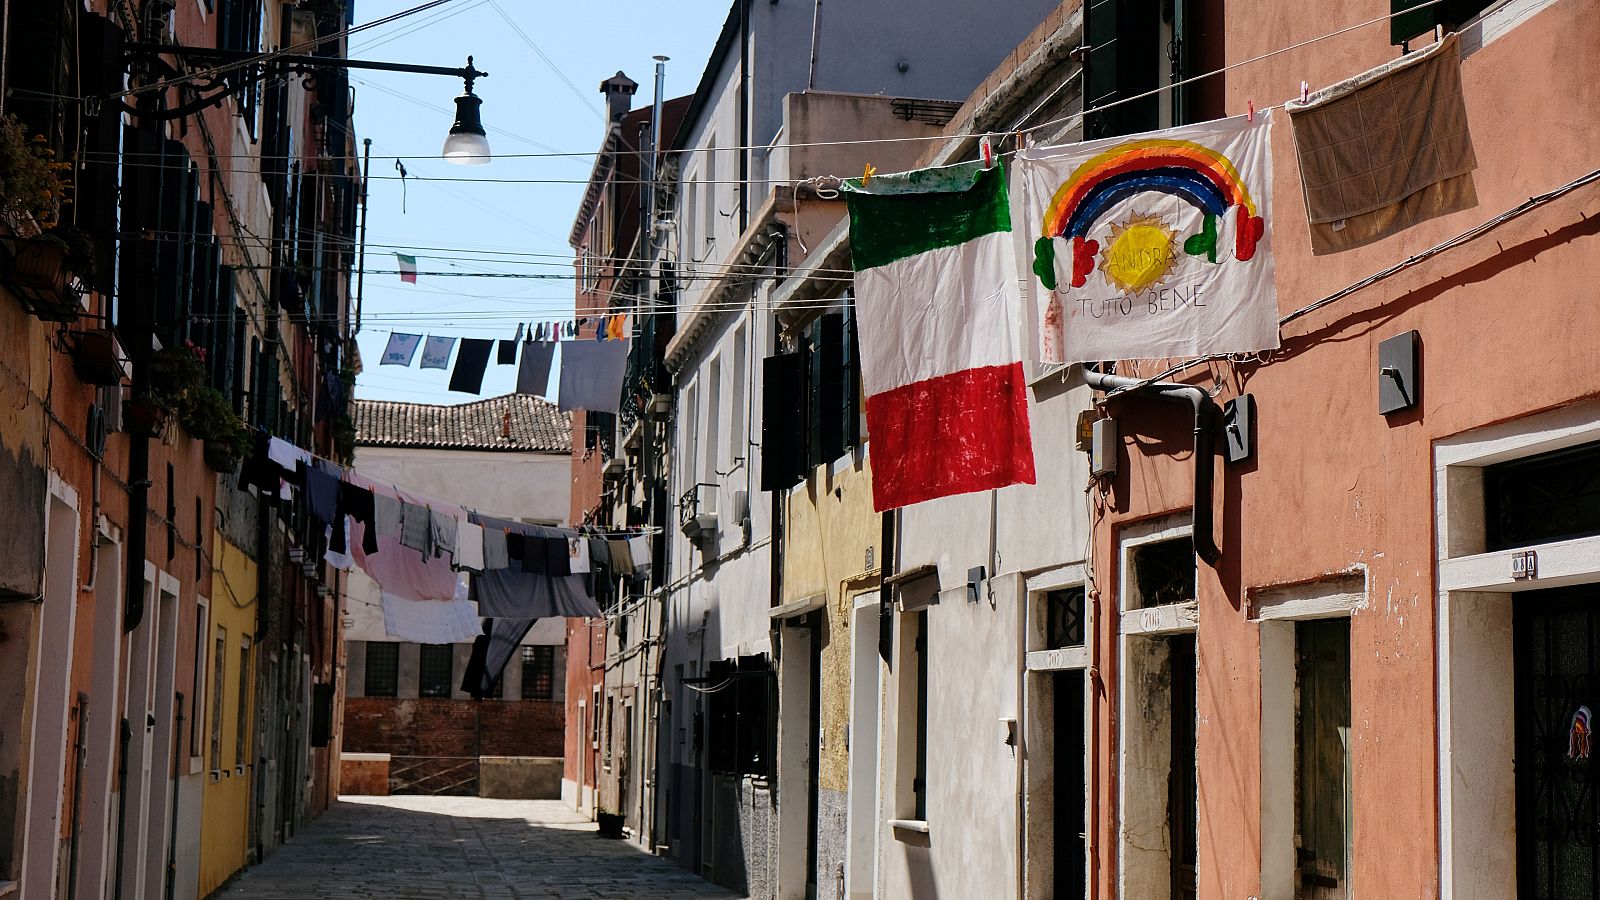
[1038,138,1266,288]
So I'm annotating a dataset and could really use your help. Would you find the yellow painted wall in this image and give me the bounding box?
[198,535,257,896]
[781,455,879,793]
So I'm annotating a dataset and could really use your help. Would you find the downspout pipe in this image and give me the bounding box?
[1081,371,1221,566]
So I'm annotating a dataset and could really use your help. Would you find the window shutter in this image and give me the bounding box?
[761,353,805,491]
[75,12,123,295]
[1085,0,1162,139]
[810,314,846,467]
[309,682,334,747]
[1391,0,1493,45]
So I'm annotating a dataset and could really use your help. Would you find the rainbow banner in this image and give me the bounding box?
[1015,112,1278,364]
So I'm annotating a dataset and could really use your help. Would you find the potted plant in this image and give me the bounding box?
[0,114,69,231]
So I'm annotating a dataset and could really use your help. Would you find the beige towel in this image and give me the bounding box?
[1288,33,1477,255]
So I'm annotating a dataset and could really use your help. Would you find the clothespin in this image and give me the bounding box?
[1300,80,1310,103]
[1247,100,1255,122]
[979,135,995,169]
[862,163,876,186]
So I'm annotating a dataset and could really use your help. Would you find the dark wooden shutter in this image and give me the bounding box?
[1085,0,1162,139]
[1391,0,1493,45]
[74,12,124,295]
[309,682,334,747]
[761,353,805,491]
[809,314,846,468]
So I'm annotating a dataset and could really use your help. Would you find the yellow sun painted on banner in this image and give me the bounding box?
[1098,214,1179,293]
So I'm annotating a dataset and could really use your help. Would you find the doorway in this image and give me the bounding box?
[1168,635,1197,900]
[1515,585,1600,899]
[1053,669,1086,900]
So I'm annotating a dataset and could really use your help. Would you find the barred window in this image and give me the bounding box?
[419,644,454,698]
[364,642,399,698]
[521,646,554,700]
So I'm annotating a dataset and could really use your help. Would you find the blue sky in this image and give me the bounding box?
[348,0,727,404]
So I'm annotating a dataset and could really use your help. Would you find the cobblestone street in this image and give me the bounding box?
[216,796,739,899]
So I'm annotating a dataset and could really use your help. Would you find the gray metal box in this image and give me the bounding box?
[1091,417,1118,477]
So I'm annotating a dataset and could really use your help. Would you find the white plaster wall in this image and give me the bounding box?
[350,447,571,525]
[878,577,1025,900]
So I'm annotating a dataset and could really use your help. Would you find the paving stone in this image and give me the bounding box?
[216,796,740,899]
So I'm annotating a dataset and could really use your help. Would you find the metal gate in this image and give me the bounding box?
[1515,585,1600,899]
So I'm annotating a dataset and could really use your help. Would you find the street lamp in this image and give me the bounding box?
[120,46,491,164]
[442,59,491,166]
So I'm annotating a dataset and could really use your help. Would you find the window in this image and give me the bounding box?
[364,642,399,697]
[592,686,602,747]
[897,610,930,820]
[521,646,554,700]
[604,697,615,767]
[418,644,454,698]
[1046,586,1088,649]
[1483,440,1600,551]
[210,627,226,772]
[1392,0,1496,46]
[1084,0,1223,138]
[1128,537,1196,608]
[760,308,863,491]
[192,601,209,757]
[730,323,748,467]
[703,135,717,249]
[705,358,722,482]
[235,638,251,767]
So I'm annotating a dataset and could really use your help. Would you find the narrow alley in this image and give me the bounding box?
[216,797,738,900]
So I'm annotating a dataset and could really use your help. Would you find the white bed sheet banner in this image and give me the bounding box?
[1014,111,1280,364]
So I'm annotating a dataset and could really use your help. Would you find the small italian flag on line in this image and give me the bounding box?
[396,253,418,284]
[843,161,1036,511]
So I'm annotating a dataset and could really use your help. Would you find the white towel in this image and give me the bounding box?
[627,535,651,568]
[380,589,482,645]
[456,521,485,571]
[567,534,591,574]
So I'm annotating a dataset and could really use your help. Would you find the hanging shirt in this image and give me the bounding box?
[324,519,354,571]
[431,509,460,559]
[456,521,486,572]
[608,538,634,575]
[481,526,510,571]
[400,502,432,555]
[304,460,340,525]
[374,493,403,540]
[332,483,378,555]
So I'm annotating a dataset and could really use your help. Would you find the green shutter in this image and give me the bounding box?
[760,353,805,491]
[1392,0,1494,46]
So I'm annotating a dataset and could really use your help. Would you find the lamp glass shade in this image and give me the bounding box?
[443,92,491,165]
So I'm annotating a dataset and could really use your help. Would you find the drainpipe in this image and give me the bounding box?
[738,0,750,234]
[112,717,130,900]
[353,138,371,335]
[164,693,183,900]
[1080,371,1221,566]
[66,693,88,900]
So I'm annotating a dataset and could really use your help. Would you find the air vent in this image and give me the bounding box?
[86,405,108,458]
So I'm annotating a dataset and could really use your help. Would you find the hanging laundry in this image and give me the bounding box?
[608,538,633,575]
[496,338,518,365]
[374,493,403,540]
[448,338,494,394]
[331,482,379,555]
[557,339,630,413]
[399,501,432,555]
[349,477,458,602]
[396,253,419,284]
[456,521,486,572]
[515,338,555,397]
[381,589,482,645]
[481,526,510,570]
[419,335,455,370]
[627,534,652,570]
[380,332,423,366]
[324,519,354,570]
[595,315,609,341]
[543,534,571,578]
[567,534,591,574]
[607,313,628,341]
[267,436,310,472]
[470,516,601,619]
[303,459,340,525]
[460,617,541,699]
[1016,113,1277,364]
[1287,34,1475,255]
[843,160,1036,511]
[430,508,460,558]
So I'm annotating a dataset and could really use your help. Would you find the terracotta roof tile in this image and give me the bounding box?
[354,393,570,453]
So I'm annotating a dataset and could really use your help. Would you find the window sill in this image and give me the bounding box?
[888,818,930,837]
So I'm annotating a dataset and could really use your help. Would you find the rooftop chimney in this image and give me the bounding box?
[599,71,639,123]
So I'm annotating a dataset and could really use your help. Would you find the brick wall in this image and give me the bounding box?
[343,697,565,759]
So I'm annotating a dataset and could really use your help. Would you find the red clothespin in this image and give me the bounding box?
[1300,80,1310,103]
[979,134,995,169]
[1247,100,1255,122]
[862,163,876,186]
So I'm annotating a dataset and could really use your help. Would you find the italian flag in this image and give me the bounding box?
[396,253,418,284]
[845,161,1036,511]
